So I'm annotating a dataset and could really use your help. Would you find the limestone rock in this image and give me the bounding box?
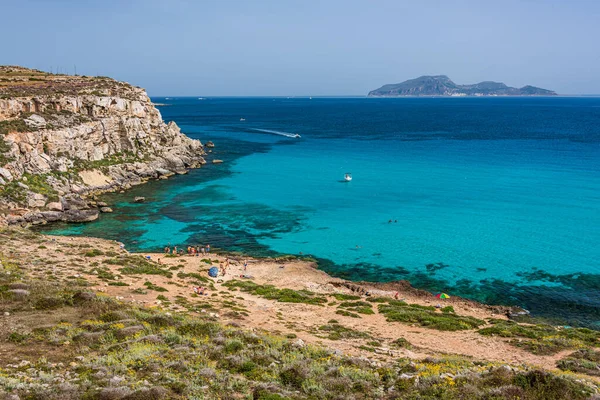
[27,193,46,208]
[212,159,223,164]
[45,201,62,211]
[134,196,145,203]
[0,67,208,226]
[100,207,113,213]
[23,114,46,129]
[63,209,99,223]
[0,168,13,182]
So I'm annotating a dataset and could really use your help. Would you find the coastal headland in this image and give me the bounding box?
[0,66,206,226]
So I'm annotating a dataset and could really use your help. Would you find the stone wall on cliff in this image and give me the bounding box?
[0,66,206,225]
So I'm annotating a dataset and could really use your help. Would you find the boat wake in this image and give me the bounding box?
[250,128,301,138]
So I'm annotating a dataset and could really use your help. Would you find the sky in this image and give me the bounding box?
[1,0,599,96]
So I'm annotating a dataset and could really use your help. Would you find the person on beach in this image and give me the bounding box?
[394,291,399,300]
[201,247,205,255]
[243,260,248,271]
[173,246,177,255]
[206,244,210,253]
[164,246,170,254]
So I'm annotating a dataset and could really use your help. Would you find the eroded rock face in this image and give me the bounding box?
[0,67,207,226]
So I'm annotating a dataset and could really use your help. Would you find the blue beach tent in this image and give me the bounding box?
[208,267,219,277]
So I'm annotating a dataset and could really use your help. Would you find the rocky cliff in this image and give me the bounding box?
[0,66,207,225]
[368,75,557,97]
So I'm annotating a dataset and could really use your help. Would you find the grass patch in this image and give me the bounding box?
[84,249,104,257]
[478,320,600,355]
[177,271,209,283]
[378,300,484,331]
[337,300,375,315]
[557,349,600,376]
[335,310,361,318]
[222,280,327,306]
[317,322,371,341]
[111,256,173,278]
[331,293,361,301]
[143,281,168,292]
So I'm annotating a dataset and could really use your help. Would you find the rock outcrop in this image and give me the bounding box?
[0,66,206,225]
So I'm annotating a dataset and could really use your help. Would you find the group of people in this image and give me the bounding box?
[193,286,208,295]
[164,244,211,256]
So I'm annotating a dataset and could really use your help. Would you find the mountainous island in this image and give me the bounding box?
[368,75,557,97]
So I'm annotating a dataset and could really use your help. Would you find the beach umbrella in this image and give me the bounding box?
[436,293,450,299]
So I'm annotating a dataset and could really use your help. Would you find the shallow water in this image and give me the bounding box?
[41,97,600,327]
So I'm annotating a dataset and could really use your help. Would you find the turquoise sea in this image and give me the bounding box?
[42,97,600,327]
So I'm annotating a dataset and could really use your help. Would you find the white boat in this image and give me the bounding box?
[344,173,352,182]
[240,118,246,121]
[293,134,301,138]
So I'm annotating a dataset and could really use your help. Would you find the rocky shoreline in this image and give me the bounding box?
[0,66,208,226]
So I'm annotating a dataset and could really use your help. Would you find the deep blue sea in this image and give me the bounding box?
[42,97,600,327]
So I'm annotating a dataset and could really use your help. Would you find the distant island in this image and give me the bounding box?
[368,75,557,97]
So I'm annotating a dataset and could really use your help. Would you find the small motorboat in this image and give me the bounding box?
[240,118,246,122]
[293,134,301,138]
[344,173,352,182]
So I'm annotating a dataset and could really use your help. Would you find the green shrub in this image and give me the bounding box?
[8,332,29,343]
[441,306,455,314]
[318,322,370,340]
[378,302,484,331]
[84,249,104,257]
[143,281,168,292]
[478,321,600,355]
[332,293,361,301]
[557,349,600,376]
[223,280,327,305]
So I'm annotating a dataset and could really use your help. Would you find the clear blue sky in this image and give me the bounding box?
[1,0,599,95]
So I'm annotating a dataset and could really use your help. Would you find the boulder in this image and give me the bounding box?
[73,291,97,303]
[27,193,46,208]
[23,114,47,129]
[8,289,30,299]
[0,167,13,182]
[63,209,99,223]
[46,202,63,211]
[212,159,223,164]
[39,211,64,222]
[134,196,145,203]
[100,207,113,213]
[205,141,215,148]
[97,201,108,207]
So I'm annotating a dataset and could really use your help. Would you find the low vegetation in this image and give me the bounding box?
[316,321,371,341]
[375,298,485,331]
[103,255,173,278]
[223,280,328,305]
[557,349,600,376]
[337,300,375,315]
[478,320,600,355]
[2,266,597,399]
